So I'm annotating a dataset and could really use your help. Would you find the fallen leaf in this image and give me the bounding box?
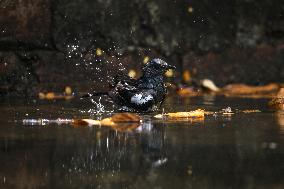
[201,79,220,92]
[154,109,205,119]
[38,91,74,100]
[223,83,279,96]
[73,113,141,129]
[45,92,55,100]
[177,87,199,97]
[182,70,191,82]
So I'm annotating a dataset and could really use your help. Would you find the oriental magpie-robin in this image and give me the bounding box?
[82,58,175,112]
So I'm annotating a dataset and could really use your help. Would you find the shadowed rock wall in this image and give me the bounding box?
[1,0,284,97]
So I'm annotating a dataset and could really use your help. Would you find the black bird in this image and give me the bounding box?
[82,58,175,112]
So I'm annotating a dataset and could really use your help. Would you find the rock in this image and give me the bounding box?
[183,46,284,86]
[1,0,284,97]
[0,51,39,97]
[0,0,52,49]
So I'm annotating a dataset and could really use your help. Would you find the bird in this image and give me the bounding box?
[82,58,176,112]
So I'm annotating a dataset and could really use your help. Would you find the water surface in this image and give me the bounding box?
[0,96,283,189]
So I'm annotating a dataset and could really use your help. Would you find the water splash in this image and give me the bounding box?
[79,97,114,118]
[66,39,127,84]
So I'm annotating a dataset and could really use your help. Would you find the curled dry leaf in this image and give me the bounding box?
[38,91,73,100]
[223,83,279,96]
[201,79,220,92]
[177,87,199,97]
[72,113,141,127]
[154,109,205,119]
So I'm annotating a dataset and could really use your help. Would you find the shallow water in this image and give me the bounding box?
[0,96,284,189]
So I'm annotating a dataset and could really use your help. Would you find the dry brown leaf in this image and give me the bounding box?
[223,83,279,96]
[38,92,74,100]
[45,92,56,100]
[202,79,220,92]
[155,109,205,119]
[72,113,141,128]
[182,70,191,82]
[177,88,199,97]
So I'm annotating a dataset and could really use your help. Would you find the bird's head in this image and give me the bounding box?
[142,58,176,77]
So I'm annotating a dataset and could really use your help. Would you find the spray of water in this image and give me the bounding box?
[65,39,130,116]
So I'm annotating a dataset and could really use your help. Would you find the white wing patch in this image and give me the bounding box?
[131,93,153,105]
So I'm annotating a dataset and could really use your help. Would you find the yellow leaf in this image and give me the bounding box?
[45,92,55,100]
[155,109,205,119]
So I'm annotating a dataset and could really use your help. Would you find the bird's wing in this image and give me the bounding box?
[109,81,156,110]
[109,72,137,88]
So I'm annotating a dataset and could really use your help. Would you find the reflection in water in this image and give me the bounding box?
[0,97,284,189]
[202,95,216,105]
[276,111,284,135]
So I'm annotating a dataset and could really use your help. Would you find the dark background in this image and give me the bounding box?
[1,0,284,97]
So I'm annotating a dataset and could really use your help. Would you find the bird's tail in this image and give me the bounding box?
[80,92,109,98]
